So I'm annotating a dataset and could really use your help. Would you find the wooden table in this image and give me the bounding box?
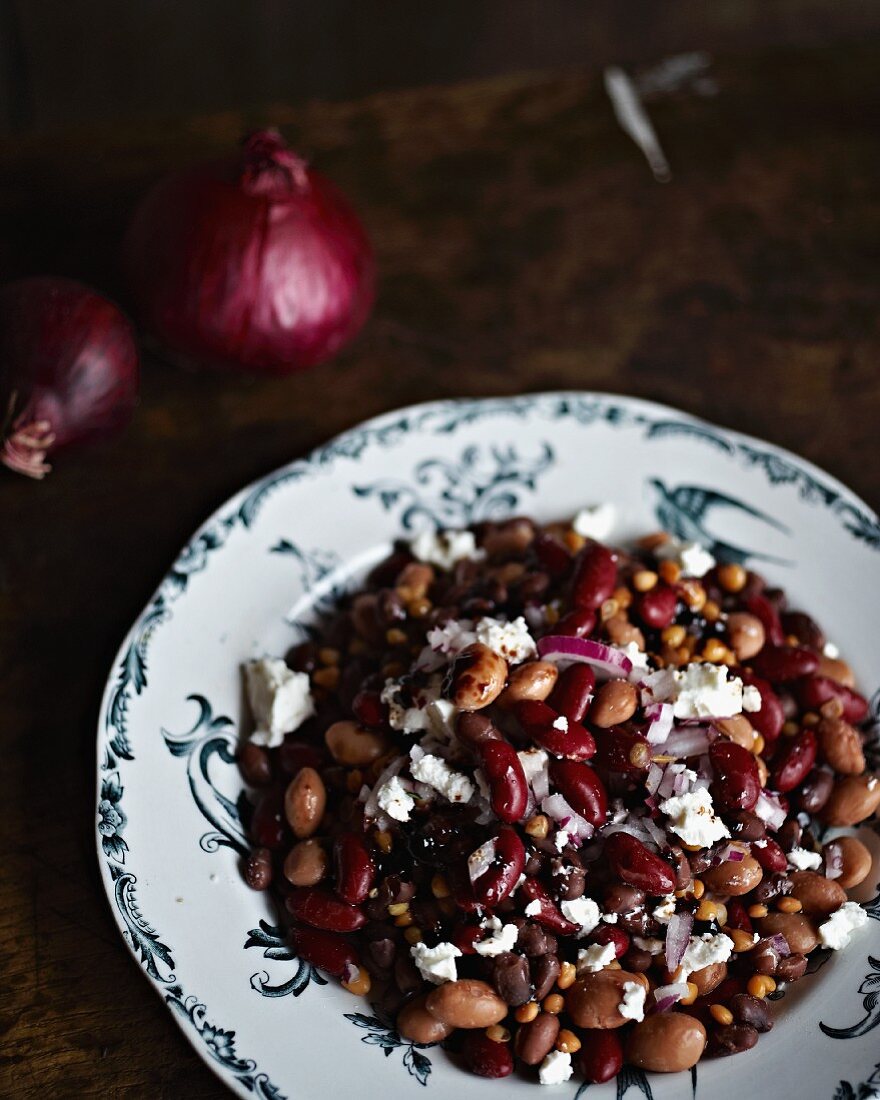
[2,42,879,1097]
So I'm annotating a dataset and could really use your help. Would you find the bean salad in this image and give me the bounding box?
[238,509,878,1084]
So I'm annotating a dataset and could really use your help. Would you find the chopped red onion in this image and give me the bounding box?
[342,960,360,984]
[645,703,674,744]
[542,794,594,840]
[468,838,497,883]
[645,762,664,796]
[645,794,658,812]
[654,726,713,759]
[715,843,745,863]
[652,982,689,1012]
[537,635,633,679]
[665,910,693,972]
[602,820,657,846]
[754,791,787,831]
[767,933,791,957]
[824,844,844,880]
[657,763,686,799]
[642,816,668,848]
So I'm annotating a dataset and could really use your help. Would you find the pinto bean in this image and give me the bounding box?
[498,660,558,708]
[715,715,758,751]
[625,1013,706,1072]
[451,643,508,711]
[757,912,820,954]
[690,962,727,996]
[816,653,856,688]
[284,767,326,838]
[515,1012,561,1065]
[284,838,328,886]
[817,717,866,775]
[701,854,763,896]
[565,970,647,1029]
[397,995,455,1044]
[425,979,507,1028]
[589,680,638,727]
[605,614,646,650]
[325,720,390,765]
[726,612,766,662]
[827,835,872,889]
[788,870,847,915]
[822,774,880,826]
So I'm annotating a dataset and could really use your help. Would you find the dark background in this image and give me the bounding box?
[2,4,880,1098]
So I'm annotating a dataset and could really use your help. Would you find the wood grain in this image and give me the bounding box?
[1,43,879,1097]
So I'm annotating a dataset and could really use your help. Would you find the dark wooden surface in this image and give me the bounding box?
[2,42,880,1098]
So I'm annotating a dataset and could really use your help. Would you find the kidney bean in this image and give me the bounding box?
[701,853,763,896]
[605,833,676,895]
[727,810,766,842]
[572,543,617,609]
[549,759,608,827]
[456,712,502,749]
[711,1023,759,1056]
[636,584,677,630]
[587,924,630,959]
[462,1031,514,1078]
[492,952,532,1005]
[290,925,359,978]
[251,788,287,850]
[710,741,761,812]
[589,680,639,728]
[605,613,646,650]
[757,912,819,954]
[730,993,773,1032]
[426,979,507,1029]
[244,847,272,890]
[452,920,483,955]
[516,921,557,957]
[797,676,868,723]
[822,774,880,825]
[278,738,326,775]
[795,769,834,814]
[827,835,872,888]
[739,672,785,743]
[531,954,562,1001]
[744,593,785,646]
[451,643,509,711]
[753,644,820,682]
[592,727,651,774]
[726,612,766,662]
[566,970,648,1029]
[555,607,598,637]
[775,953,808,982]
[751,838,787,873]
[284,838,329,886]
[478,740,528,823]
[625,1013,707,1072]
[788,870,847,915]
[578,1029,623,1083]
[325,721,390,766]
[333,832,375,904]
[519,878,580,934]
[499,660,558,708]
[351,689,385,728]
[468,826,527,910]
[515,699,597,759]
[549,664,596,722]
[771,729,817,793]
[286,887,366,932]
[817,717,866,775]
[515,1011,561,1065]
[397,994,455,1045]
[534,533,573,578]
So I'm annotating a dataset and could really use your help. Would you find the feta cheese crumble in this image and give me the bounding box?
[660,786,730,847]
[474,917,520,957]
[577,941,617,973]
[538,1050,573,1085]
[655,538,716,578]
[410,941,461,984]
[475,616,537,663]
[408,529,483,570]
[524,899,543,917]
[572,503,616,541]
[818,902,868,950]
[652,895,677,924]
[560,896,601,937]
[552,715,569,732]
[376,776,415,822]
[619,980,646,1021]
[788,847,823,871]
[409,749,475,803]
[642,662,755,719]
[679,933,734,979]
[554,830,571,852]
[245,658,315,748]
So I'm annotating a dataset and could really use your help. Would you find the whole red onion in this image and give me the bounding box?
[0,278,139,479]
[123,129,375,373]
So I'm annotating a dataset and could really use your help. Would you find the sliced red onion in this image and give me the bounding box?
[767,932,791,957]
[468,839,497,883]
[645,703,674,745]
[642,816,668,849]
[824,844,844,880]
[645,794,658,812]
[754,791,787,831]
[657,763,686,799]
[715,843,745,863]
[645,762,664,796]
[664,910,693,973]
[542,793,593,840]
[654,726,714,759]
[601,821,657,846]
[342,960,360,985]
[652,982,689,1012]
[537,635,633,679]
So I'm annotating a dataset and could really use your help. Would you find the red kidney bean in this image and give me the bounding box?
[290,925,359,978]
[745,593,785,646]
[278,738,326,775]
[770,729,817,793]
[286,887,366,932]
[477,740,528,823]
[751,838,787,873]
[452,921,483,955]
[604,833,676,895]
[515,700,596,760]
[462,1031,514,1078]
[796,676,868,723]
[592,727,651,773]
[636,584,677,629]
[244,847,273,890]
[333,832,375,905]
[250,788,287,850]
[752,644,819,682]
[726,900,753,932]
[572,543,617,610]
[738,671,784,743]
[709,741,760,812]
[781,611,825,651]
[352,689,385,728]
[555,607,598,638]
[550,759,609,826]
[549,664,596,721]
[579,1029,624,1084]
[587,924,630,959]
[534,533,573,578]
[467,826,527,910]
[456,712,503,748]
[518,878,580,934]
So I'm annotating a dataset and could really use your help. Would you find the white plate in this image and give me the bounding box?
[96,392,880,1100]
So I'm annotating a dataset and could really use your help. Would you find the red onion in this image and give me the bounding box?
[537,635,633,679]
[541,794,593,841]
[645,703,674,744]
[468,839,497,883]
[0,278,138,479]
[123,130,374,373]
[754,790,787,830]
[652,982,689,1012]
[824,844,844,880]
[767,932,791,957]
[715,843,745,863]
[664,910,693,973]
[653,726,714,760]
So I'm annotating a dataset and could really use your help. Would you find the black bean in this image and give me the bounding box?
[727,810,766,842]
[239,742,273,786]
[621,947,652,973]
[410,898,443,934]
[393,951,422,996]
[776,819,802,853]
[796,769,834,815]
[525,853,546,877]
[364,875,416,920]
[776,953,808,982]
[603,884,645,913]
[492,952,532,1005]
[753,872,792,904]
[730,993,773,1032]
[364,937,397,975]
[687,850,714,875]
[618,908,650,934]
[517,573,550,603]
[560,867,586,901]
[244,847,272,890]
[377,588,407,626]
[711,1023,759,1056]
[530,954,560,1000]
[516,922,557,957]
[781,611,825,650]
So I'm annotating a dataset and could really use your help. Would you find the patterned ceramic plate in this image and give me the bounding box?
[96,393,880,1100]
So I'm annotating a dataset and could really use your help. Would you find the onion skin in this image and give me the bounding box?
[0,278,139,479]
[123,129,375,373]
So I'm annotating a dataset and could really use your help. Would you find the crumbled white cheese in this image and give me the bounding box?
[818,902,868,950]
[679,933,734,979]
[410,941,461,984]
[376,776,415,823]
[475,615,537,663]
[381,678,428,733]
[602,911,619,924]
[788,847,822,871]
[560,896,601,937]
[245,659,315,748]
[655,538,716,578]
[633,936,664,955]
[409,750,474,803]
[652,895,677,924]
[572,503,616,541]
[552,715,569,732]
[538,1050,573,1086]
[642,662,752,719]
[408,529,483,570]
[424,619,478,661]
[742,685,762,713]
[474,917,520,957]
[576,941,617,973]
[524,899,543,917]
[621,642,651,677]
[618,980,646,1021]
[660,786,730,847]
[554,830,571,852]
[823,641,840,659]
